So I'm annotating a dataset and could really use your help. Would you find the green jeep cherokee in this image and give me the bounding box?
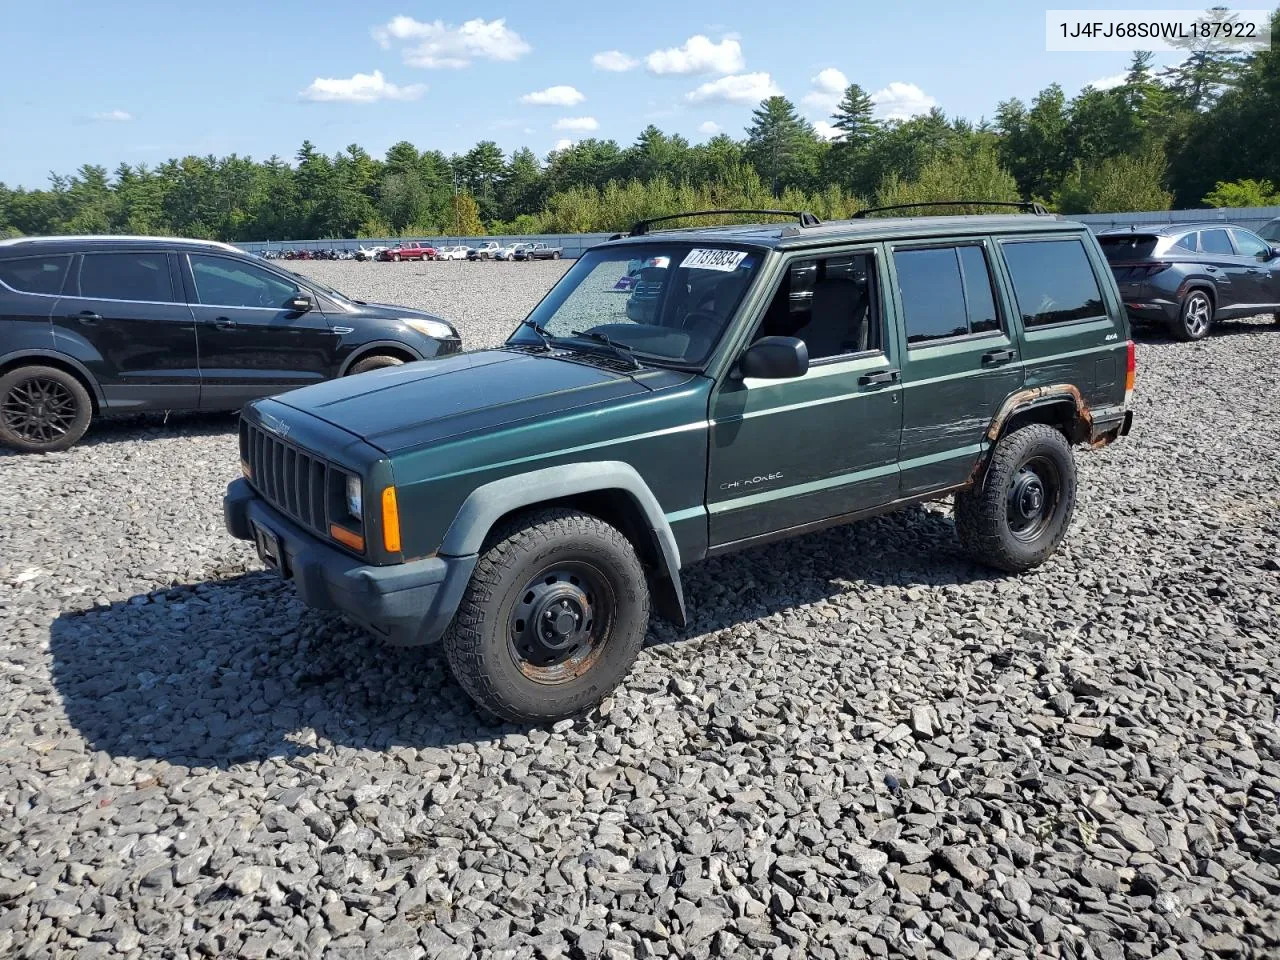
[224,206,1135,723]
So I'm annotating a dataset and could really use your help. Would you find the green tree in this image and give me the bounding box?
[1202,178,1280,207]
[745,96,812,195]
[1056,147,1173,213]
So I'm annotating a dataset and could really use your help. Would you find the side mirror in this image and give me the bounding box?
[287,294,313,312]
[739,336,809,380]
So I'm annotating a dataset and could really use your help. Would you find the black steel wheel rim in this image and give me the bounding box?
[509,560,616,685]
[1006,455,1061,543]
[2,376,77,444]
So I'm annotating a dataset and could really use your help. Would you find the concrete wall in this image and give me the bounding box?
[235,207,1280,258]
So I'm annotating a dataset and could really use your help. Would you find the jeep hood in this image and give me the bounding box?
[272,349,678,453]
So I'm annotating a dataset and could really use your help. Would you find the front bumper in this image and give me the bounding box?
[224,478,476,646]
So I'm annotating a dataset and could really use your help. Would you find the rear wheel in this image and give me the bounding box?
[552,251,561,260]
[955,423,1077,573]
[1172,289,1213,341]
[0,365,93,453]
[443,508,650,724]
[348,354,406,375]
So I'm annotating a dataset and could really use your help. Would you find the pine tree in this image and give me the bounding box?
[831,84,878,147]
[746,96,809,196]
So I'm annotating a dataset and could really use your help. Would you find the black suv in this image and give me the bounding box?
[0,236,461,452]
[1099,223,1280,340]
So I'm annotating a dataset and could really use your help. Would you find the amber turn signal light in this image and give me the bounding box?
[381,486,402,553]
[329,524,365,552]
[240,460,252,479]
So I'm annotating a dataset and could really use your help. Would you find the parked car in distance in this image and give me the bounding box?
[495,243,528,262]
[514,242,563,261]
[1099,223,1280,340]
[378,242,435,262]
[468,242,502,261]
[0,235,462,452]
[355,245,386,262]
[437,245,470,261]
[225,204,1134,724]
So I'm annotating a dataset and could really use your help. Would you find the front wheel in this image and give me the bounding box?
[1172,289,1213,341]
[0,365,93,453]
[552,251,561,260]
[954,423,1077,573]
[348,354,405,375]
[444,508,650,724]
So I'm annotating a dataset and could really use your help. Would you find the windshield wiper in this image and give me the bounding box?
[519,318,555,350]
[569,329,642,369]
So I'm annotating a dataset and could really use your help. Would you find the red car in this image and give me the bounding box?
[377,242,435,262]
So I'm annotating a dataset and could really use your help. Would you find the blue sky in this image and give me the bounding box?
[0,0,1202,188]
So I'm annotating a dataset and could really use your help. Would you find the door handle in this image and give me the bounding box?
[70,311,100,325]
[212,317,238,329]
[1247,268,1262,275]
[859,368,900,386]
[982,348,1016,365]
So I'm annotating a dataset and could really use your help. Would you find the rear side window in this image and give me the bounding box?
[76,252,175,303]
[1001,239,1106,329]
[894,244,1001,345]
[1199,229,1233,255]
[0,255,71,295]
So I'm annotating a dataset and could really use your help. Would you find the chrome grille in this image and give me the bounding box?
[242,421,329,535]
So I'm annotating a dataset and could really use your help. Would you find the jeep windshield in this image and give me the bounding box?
[509,243,763,366]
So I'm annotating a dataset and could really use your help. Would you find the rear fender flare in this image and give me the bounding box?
[0,348,105,410]
[970,384,1092,487]
[440,461,686,627]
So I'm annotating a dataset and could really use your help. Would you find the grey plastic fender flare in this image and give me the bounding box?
[439,461,687,627]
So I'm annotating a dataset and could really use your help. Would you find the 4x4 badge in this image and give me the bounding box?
[259,413,290,438]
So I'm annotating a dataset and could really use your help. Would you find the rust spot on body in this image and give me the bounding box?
[986,384,1092,443]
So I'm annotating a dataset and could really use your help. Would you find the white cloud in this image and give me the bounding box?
[521,85,585,106]
[686,72,780,105]
[299,70,426,103]
[697,120,721,135]
[646,35,744,75]
[813,120,841,141]
[870,81,936,120]
[93,109,133,122]
[593,50,638,72]
[802,67,848,113]
[372,16,530,68]
[552,138,576,152]
[523,127,536,134]
[554,116,599,131]
[1088,72,1127,91]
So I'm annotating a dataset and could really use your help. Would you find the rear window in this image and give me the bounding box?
[0,255,71,295]
[1100,235,1159,261]
[1001,238,1106,329]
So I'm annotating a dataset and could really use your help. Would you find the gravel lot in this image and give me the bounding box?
[2,257,1278,960]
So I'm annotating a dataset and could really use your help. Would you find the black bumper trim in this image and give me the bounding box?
[224,478,475,646]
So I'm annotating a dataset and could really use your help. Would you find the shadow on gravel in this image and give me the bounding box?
[49,506,995,766]
[0,412,238,458]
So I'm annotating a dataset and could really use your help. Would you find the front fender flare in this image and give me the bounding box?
[440,461,687,628]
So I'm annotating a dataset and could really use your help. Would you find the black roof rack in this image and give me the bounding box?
[627,209,822,236]
[851,200,1050,219]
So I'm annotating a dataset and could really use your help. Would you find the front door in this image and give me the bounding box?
[1230,228,1280,308]
[888,240,1025,495]
[52,250,200,411]
[1197,227,1252,312]
[184,253,338,410]
[707,249,903,548]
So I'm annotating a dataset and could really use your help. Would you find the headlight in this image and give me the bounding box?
[345,475,362,519]
[402,317,455,339]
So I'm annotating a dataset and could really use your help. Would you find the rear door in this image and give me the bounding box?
[888,239,1024,495]
[183,252,338,410]
[1197,227,1250,312]
[53,249,199,411]
[995,232,1125,413]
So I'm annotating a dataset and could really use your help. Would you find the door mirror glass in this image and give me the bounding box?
[739,336,809,380]
[288,294,313,312]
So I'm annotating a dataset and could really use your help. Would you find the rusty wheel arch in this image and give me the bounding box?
[967,385,1092,489]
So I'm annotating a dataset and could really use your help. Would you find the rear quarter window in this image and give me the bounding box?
[0,255,72,295]
[1000,238,1107,329]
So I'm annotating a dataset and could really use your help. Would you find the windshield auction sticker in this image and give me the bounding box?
[681,249,748,272]
[1047,9,1271,51]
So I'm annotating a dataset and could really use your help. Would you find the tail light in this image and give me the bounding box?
[1124,340,1136,400]
[1117,263,1170,282]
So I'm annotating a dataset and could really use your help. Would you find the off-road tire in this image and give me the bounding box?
[1171,289,1213,341]
[0,365,93,453]
[443,508,650,724]
[348,354,406,375]
[955,423,1077,573]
